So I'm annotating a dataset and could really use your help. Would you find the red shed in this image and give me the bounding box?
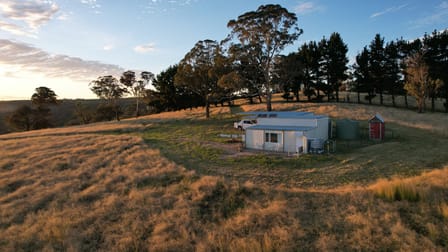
[369,114,385,140]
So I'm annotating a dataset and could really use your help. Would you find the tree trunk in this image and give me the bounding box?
[357,91,360,104]
[404,94,408,108]
[379,91,384,105]
[266,91,272,111]
[417,98,424,113]
[205,98,210,118]
[336,89,339,103]
[135,98,140,118]
[392,94,396,107]
[294,90,300,102]
[431,96,435,112]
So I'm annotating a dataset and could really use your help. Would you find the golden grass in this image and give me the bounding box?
[0,102,447,251]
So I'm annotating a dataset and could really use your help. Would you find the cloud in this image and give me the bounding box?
[103,44,114,51]
[0,21,34,37]
[80,0,101,9]
[143,0,198,14]
[0,0,59,29]
[134,43,156,53]
[294,1,324,15]
[370,4,408,18]
[410,1,448,28]
[0,39,124,82]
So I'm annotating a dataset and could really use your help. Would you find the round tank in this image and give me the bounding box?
[336,119,359,140]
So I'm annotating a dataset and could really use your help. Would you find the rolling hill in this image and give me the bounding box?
[0,102,447,251]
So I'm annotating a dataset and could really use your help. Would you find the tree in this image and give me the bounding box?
[353,47,372,104]
[151,65,179,111]
[175,40,221,118]
[324,32,349,102]
[8,105,34,131]
[226,43,265,104]
[423,30,448,112]
[90,75,127,121]
[369,34,387,105]
[120,70,153,117]
[404,51,443,113]
[30,86,59,129]
[31,86,58,109]
[396,37,422,108]
[383,41,401,107]
[227,4,302,111]
[297,41,320,101]
[272,52,303,101]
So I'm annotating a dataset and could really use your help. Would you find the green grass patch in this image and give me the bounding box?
[137,115,448,188]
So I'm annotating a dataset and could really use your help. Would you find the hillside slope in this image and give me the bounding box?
[0,103,447,251]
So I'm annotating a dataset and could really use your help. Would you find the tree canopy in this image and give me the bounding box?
[227,4,302,111]
[174,39,222,118]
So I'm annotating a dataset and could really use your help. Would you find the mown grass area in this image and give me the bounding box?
[139,114,448,188]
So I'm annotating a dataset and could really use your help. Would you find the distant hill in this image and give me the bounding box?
[0,98,139,134]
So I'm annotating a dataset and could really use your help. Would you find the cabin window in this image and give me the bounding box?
[265,132,279,143]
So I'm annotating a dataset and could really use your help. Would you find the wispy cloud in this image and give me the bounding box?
[134,43,156,54]
[80,0,101,9]
[0,21,35,37]
[370,4,408,18]
[0,39,124,82]
[294,1,324,15]
[411,1,448,28]
[0,0,59,36]
[103,44,114,51]
[143,0,198,14]
[79,0,101,14]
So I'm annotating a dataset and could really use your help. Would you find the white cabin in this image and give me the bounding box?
[240,111,330,153]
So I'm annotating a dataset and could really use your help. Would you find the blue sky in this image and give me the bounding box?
[0,0,447,100]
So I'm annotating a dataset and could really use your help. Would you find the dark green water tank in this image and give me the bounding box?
[336,119,359,140]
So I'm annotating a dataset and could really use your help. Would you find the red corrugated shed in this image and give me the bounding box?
[369,114,385,140]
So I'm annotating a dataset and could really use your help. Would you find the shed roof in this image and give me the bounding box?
[369,113,385,123]
[246,124,316,132]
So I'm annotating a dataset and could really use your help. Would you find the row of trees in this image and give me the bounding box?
[353,31,447,112]
[89,4,448,120]
[89,71,153,121]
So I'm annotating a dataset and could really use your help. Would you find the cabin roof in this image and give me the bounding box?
[246,125,316,132]
[238,111,327,119]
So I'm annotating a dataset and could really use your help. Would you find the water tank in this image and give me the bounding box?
[309,138,324,153]
[336,119,359,140]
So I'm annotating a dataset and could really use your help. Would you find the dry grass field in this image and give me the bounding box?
[0,100,447,251]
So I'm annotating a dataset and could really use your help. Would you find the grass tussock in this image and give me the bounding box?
[372,179,422,202]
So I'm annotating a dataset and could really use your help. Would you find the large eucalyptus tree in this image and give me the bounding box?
[227,4,302,111]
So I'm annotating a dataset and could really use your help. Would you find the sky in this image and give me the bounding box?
[0,0,447,100]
